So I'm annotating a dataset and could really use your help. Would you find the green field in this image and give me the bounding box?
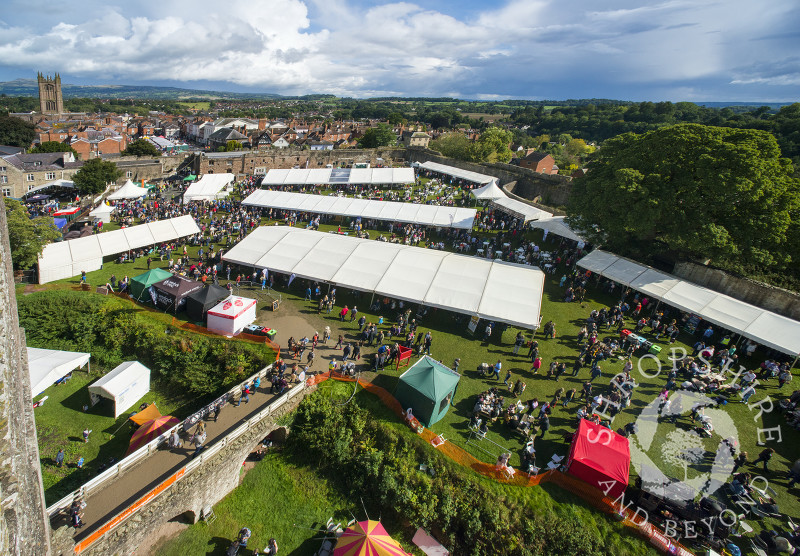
[177,101,211,110]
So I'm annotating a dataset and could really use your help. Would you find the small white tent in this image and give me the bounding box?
[89,203,115,224]
[183,174,235,203]
[207,296,256,336]
[27,347,90,398]
[88,361,151,418]
[471,179,506,200]
[108,180,148,200]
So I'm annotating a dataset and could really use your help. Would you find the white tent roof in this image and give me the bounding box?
[89,204,115,217]
[108,180,148,200]
[224,227,545,329]
[27,347,90,398]
[25,179,74,197]
[490,196,553,223]
[259,167,415,186]
[576,249,800,356]
[88,361,151,418]
[183,174,235,203]
[471,179,505,200]
[529,216,585,242]
[38,216,201,284]
[418,161,494,185]
[243,190,476,230]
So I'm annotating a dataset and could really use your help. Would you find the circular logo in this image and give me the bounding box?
[630,390,739,503]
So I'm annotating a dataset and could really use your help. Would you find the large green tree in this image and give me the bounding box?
[121,138,161,157]
[29,141,78,156]
[72,158,123,196]
[566,124,800,270]
[3,198,61,269]
[0,115,35,148]
[358,124,396,148]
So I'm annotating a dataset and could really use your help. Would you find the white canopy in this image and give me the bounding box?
[108,180,148,200]
[243,190,476,230]
[25,179,74,197]
[490,195,553,223]
[183,174,235,203]
[260,167,415,186]
[89,204,114,217]
[224,227,545,329]
[470,179,505,200]
[38,215,200,283]
[529,216,585,242]
[207,296,257,336]
[27,347,90,398]
[418,161,495,185]
[576,250,800,356]
[88,361,151,418]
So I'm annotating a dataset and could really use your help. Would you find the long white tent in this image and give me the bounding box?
[88,361,151,418]
[243,190,476,230]
[38,215,200,284]
[491,195,553,223]
[417,161,495,185]
[183,173,235,203]
[223,227,545,329]
[261,167,415,186]
[27,347,90,398]
[577,249,800,357]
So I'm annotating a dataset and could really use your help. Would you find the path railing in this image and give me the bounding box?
[46,362,284,519]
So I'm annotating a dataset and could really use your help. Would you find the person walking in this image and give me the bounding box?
[492,360,502,381]
[503,370,513,389]
[513,332,525,355]
[350,306,358,323]
[752,448,774,472]
[82,428,91,443]
[56,449,65,467]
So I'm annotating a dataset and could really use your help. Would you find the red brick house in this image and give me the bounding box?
[519,151,556,174]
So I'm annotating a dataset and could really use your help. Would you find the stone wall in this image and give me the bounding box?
[404,147,573,207]
[49,386,313,556]
[673,262,800,320]
[0,198,52,555]
[188,148,407,177]
[112,156,187,185]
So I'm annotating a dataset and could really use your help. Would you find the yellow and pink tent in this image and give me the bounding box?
[333,520,410,556]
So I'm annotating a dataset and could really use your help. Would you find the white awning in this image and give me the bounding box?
[25,179,75,196]
[490,196,553,223]
[224,227,545,329]
[183,174,234,203]
[243,190,475,230]
[38,216,201,284]
[576,249,800,356]
[108,180,148,200]
[418,161,495,185]
[529,216,585,242]
[27,347,90,398]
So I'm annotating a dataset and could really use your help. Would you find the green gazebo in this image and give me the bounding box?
[130,268,172,302]
[394,356,461,427]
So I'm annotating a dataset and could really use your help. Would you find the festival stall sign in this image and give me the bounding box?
[149,275,204,313]
[206,296,257,336]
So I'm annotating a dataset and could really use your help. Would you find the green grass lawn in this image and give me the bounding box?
[35,368,192,506]
[42,196,800,549]
[155,450,423,556]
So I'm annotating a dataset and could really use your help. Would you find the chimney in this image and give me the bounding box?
[62,151,75,163]
[258,118,267,131]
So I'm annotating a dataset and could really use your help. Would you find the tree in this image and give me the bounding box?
[72,158,123,196]
[358,124,396,148]
[122,139,161,157]
[3,198,61,269]
[225,140,243,152]
[429,132,472,161]
[566,124,800,270]
[474,126,514,163]
[29,141,78,156]
[0,115,35,148]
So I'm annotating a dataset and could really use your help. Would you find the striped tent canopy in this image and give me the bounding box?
[333,520,410,556]
[126,415,179,455]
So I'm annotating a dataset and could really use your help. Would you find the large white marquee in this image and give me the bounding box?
[260,167,415,186]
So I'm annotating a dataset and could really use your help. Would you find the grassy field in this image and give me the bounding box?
[177,101,211,111]
[41,193,800,550]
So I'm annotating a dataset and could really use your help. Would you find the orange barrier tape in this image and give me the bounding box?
[74,467,186,554]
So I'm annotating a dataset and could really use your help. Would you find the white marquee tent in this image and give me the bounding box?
[490,195,553,223]
[24,179,74,197]
[27,347,90,398]
[38,215,200,284]
[260,167,415,186]
[89,203,115,224]
[529,216,585,242]
[577,250,800,357]
[417,161,495,185]
[88,361,151,418]
[470,179,505,200]
[223,227,545,329]
[207,296,257,336]
[183,174,235,203]
[108,180,149,200]
[242,190,476,230]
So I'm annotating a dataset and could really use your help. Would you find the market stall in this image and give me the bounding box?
[149,275,204,312]
[88,361,151,418]
[207,296,257,336]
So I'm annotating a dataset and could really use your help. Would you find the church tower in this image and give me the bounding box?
[37,72,64,115]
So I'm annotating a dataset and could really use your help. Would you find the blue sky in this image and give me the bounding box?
[0,0,798,101]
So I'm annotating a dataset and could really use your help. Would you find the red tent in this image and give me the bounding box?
[565,419,630,498]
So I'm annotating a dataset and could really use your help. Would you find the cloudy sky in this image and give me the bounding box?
[0,0,798,101]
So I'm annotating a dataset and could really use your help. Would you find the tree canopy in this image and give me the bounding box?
[430,126,513,163]
[122,138,161,157]
[72,158,123,196]
[30,141,78,156]
[0,115,35,148]
[3,198,61,269]
[357,123,396,148]
[566,124,800,273]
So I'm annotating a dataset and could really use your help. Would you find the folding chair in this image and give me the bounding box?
[547,461,560,471]
[431,434,446,448]
[500,467,515,480]
[201,505,216,524]
[551,454,564,464]
[527,465,540,478]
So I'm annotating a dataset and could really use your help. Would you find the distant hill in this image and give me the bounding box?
[694,101,793,110]
[0,78,286,100]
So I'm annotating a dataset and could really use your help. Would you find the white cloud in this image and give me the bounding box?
[0,0,797,100]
